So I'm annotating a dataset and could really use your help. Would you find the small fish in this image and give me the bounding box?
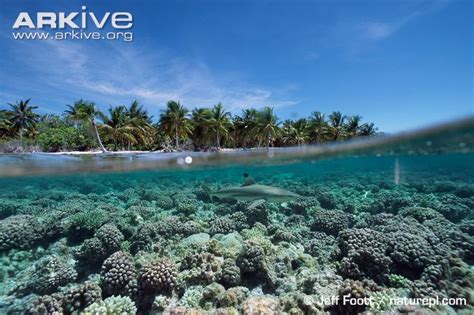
[202,173,300,209]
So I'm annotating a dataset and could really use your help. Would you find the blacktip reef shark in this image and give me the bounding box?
[202,173,300,209]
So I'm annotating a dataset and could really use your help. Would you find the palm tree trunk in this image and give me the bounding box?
[91,119,107,153]
[175,124,179,150]
[233,130,236,149]
[216,130,220,148]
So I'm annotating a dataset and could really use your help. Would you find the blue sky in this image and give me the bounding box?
[0,0,472,133]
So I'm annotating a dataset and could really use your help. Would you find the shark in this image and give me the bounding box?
[202,173,300,209]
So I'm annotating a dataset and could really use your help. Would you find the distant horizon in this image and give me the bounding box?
[1,0,472,133]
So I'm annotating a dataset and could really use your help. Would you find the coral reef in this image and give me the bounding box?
[62,281,102,313]
[0,215,45,251]
[311,209,355,236]
[138,259,178,293]
[242,296,280,314]
[0,159,473,314]
[336,278,381,314]
[180,251,223,285]
[18,254,77,295]
[83,295,137,314]
[26,294,64,314]
[101,251,137,297]
[338,228,391,283]
[237,241,265,274]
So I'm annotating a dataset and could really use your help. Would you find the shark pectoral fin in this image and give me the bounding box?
[242,173,257,186]
[248,199,266,210]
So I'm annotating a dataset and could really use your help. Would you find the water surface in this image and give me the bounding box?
[0,118,473,314]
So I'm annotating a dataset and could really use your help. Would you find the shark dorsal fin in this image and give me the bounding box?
[242,173,256,186]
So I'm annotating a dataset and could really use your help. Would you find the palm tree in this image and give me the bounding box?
[258,107,280,149]
[281,120,298,146]
[230,115,243,148]
[6,99,39,139]
[210,103,232,148]
[0,110,12,138]
[39,114,63,128]
[65,99,107,152]
[359,122,378,136]
[328,111,346,140]
[345,115,362,138]
[292,118,309,145]
[232,108,260,148]
[191,107,213,150]
[127,100,153,124]
[308,111,328,143]
[125,101,154,149]
[281,119,309,146]
[159,100,193,150]
[99,105,141,151]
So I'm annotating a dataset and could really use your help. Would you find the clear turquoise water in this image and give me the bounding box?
[0,118,473,314]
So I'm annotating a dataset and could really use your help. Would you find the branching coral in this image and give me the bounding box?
[83,296,137,314]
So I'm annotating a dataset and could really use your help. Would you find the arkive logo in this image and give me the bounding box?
[11,6,134,42]
[12,6,133,29]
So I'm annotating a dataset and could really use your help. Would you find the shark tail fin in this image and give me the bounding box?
[201,184,213,201]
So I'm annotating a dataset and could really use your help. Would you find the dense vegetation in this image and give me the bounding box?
[0,99,378,153]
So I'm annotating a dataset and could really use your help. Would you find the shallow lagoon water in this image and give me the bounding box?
[0,118,473,314]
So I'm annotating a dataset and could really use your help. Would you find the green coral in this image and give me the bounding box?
[240,222,268,240]
[367,289,397,311]
[68,209,108,234]
[176,197,200,216]
[83,296,137,314]
[387,274,411,288]
[177,285,204,308]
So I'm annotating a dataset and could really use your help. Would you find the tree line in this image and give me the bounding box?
[0,99,378,152]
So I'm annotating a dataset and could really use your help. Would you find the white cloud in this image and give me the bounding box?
[358,0,451,41]
[3,36,296,114]
[362,22,397,40]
